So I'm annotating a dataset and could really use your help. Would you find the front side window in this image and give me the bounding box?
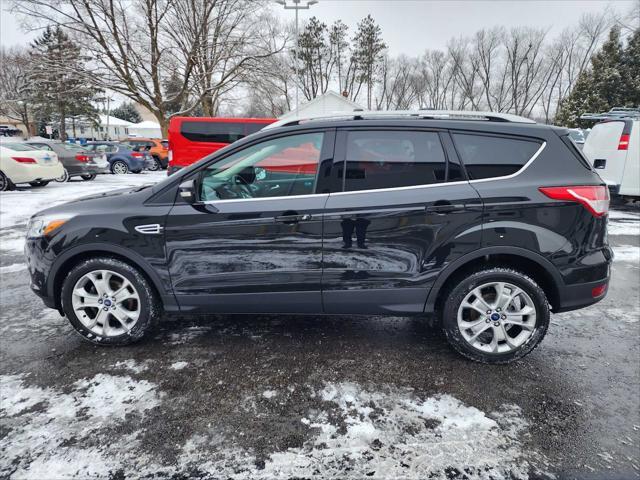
[452,133,541,180]
[199,132,324,201]
[181,121,246,144]
[343,130,446,192]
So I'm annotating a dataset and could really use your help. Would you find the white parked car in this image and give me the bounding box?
[582,117,639,200]
[0,142,64,191]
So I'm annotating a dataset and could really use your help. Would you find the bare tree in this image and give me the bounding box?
[0,47,34,135]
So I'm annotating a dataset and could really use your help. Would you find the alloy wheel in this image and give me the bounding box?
[457,281,537,354]
[71,269,141,337]
[148,158,161,171]
[112,161,128,174]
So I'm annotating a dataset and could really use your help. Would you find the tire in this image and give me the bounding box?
[0,171,14,191]
[55,168,70,183]
[148,156,161,171]
[29,180,50,187]
[61,257,161,346]
[441,267,550,364]
[81,174,97,181]
[111,161,129,174]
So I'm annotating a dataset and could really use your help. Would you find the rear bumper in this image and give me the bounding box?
[9,163,64,184]
[554,277,610,313]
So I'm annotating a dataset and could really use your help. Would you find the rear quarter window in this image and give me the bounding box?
[451,133,541,180]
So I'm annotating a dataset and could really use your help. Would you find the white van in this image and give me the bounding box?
[583,118,639,200]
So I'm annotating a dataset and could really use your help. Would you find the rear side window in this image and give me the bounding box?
[452,133,541,180]
[181,121,246,143]
[343,131,446,192]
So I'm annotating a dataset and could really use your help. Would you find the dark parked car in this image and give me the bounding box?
[24,111,612,364]
[83,142,152,174]
[25,140,109,182]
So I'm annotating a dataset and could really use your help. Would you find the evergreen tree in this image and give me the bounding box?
[555,26,633,127]
[28,26,99,140]
[111,102,142,123]
[352,15,386,109]
[622,28,640,106]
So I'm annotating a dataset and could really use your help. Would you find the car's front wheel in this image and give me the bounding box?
[61,257,160,345]
[29,180,50,187]
[441,267,550,364]
[111,161,129,174]
[80,174,97,181]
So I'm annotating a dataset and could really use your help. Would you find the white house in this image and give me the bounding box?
[278,91,364,121]
[65,114,132,140]
[128,120,163,139]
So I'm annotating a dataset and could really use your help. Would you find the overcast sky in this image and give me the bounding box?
[1,0,636,54]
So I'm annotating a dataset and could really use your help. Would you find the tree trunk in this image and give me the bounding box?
[59,104,67,141]
[155,111,169,139]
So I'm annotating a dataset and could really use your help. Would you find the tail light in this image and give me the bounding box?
[539,185,610,217]
[131,152,143,158]
[591,283,607,298]
[618,133,630,150]
[75,154,89,162]
[12,157,36,164]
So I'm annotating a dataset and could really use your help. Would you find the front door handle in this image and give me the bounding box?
[275,212,313,224]
[426,202,464,214]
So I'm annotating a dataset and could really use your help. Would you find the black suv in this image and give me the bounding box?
[24,111,612,363]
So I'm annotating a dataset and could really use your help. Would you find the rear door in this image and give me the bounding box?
[583,120,628,188]
[321,128,482,314]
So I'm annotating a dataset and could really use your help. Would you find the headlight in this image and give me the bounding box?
[27,214,73,238]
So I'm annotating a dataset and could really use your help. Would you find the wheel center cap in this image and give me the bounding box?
[103,299,112,307]
[490,313,501,321]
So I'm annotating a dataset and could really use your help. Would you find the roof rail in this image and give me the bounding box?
[264,109,536,130]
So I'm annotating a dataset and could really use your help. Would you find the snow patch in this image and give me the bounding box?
[613,245,640,265]
[111,359,149,374]
[169,361,189,370]
[0,373,162,478]
[262,390,278,399]
[0,263,27,274]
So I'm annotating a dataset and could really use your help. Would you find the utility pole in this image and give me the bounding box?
[275,0,318,113]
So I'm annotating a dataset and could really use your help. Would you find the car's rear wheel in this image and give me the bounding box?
[55,168,70,183]
[0,171,14,191]
[29,180,50,187]
[111,161,129,174]
[148,156,161,171]
[81,174,97,181]
[441,267,550,364]
[61,257,160,345]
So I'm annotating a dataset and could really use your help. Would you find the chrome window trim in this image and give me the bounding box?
[202,193,329,205]
[468,141,546,184]
[199,141,546,203]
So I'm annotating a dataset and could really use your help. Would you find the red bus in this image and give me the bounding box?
[167,117,276,175]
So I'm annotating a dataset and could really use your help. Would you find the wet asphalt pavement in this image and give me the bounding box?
[0,180,638,479]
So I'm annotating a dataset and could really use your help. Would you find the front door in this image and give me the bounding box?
[165,130,334,313]
[322,129,483,314]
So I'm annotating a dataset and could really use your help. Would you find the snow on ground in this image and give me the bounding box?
[169,361,189,370]
[1,375,543,479]
[613,245,640,266]
[0,171,166,230]
[0,263,26,273]
[1,373,162,478]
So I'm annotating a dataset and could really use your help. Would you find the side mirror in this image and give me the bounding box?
[178,179,197,204]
